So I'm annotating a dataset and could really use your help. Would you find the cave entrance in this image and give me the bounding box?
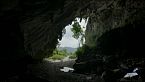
[43,17,88,72]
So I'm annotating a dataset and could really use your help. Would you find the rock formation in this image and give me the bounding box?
[0,0,145,81]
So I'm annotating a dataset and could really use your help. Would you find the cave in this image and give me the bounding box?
[0,0,145,82]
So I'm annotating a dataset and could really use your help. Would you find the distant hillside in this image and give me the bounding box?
[57,47,77,53]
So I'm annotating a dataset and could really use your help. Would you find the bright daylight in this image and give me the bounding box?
[47,18,88,61]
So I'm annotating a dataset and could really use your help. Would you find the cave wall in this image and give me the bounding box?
[1,0,136,62]
[0,0,80,61]
[1,0,145,80]
[20,0,80,60]
[74,0,145,76]
[0,0,80,79]
[85,0,145,47]
[0,0,118,60]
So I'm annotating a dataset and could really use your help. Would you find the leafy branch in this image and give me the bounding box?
[71,19,85,46]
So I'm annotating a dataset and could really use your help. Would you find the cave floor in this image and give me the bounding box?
[27,59,104,82]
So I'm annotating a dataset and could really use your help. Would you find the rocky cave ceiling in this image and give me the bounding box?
[0,0,145,60]
[1,0,145,81]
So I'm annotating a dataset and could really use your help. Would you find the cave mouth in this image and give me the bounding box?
[43,17,88,62]
[42,18,89,74]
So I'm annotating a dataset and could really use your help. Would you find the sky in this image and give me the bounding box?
[58,18,88,48]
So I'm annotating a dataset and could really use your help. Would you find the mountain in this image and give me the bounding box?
[57,47,77,53]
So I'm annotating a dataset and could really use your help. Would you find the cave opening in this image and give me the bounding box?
[42,17,89,74]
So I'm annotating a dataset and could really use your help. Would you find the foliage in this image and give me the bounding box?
[69,53,77,59]
[48,49,67,60]
[49,54,65,60]
[49,48,78,60]
[75,47,85,56]
[75,45,89,56]
[71,20,84,39]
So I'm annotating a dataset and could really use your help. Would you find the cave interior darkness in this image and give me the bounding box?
[0,0,145,82]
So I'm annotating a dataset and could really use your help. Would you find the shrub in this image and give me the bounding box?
[69,54,77,59]
[75,45,89,56]
[48,49,68,60]
[49,54,65,60]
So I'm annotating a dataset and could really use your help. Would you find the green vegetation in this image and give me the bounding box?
[48,49,67,60]
[69,54,77,59]
[69,53,77,59]
[49,54,65,60]
[49,18,87,60]
[48,48,77,60]
[70,18,89,58]
[71,20,83,39]
[74,45,91,58]
[48,46,88,60]
[71,19,85,46]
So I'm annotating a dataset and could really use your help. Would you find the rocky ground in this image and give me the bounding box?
[2,57,143,82]
[26,58,104,82]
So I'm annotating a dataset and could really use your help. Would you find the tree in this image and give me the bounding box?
[71,19,85,47]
